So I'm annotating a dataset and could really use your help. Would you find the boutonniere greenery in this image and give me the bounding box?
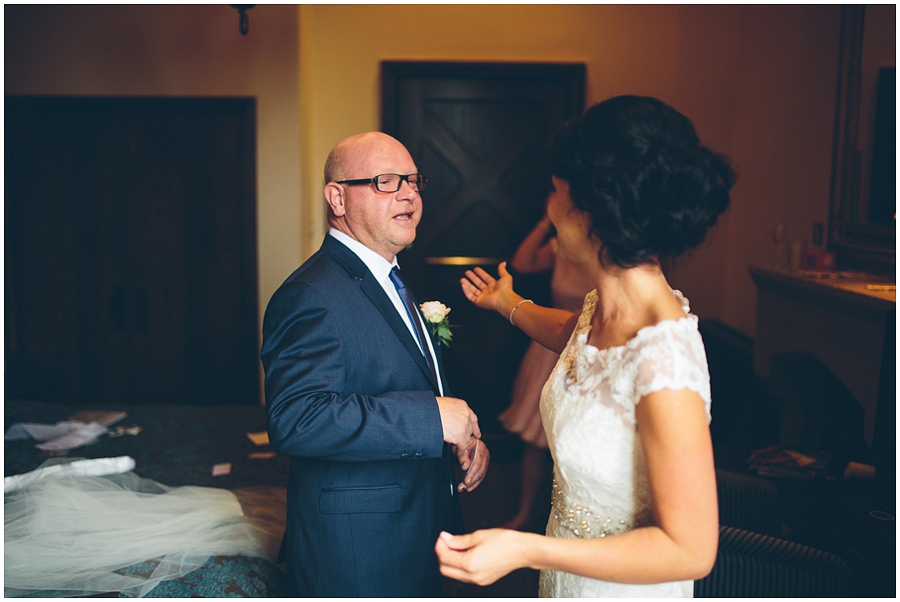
[419,301,455,347]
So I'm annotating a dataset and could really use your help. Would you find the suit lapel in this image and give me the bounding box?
[322,236,440,392]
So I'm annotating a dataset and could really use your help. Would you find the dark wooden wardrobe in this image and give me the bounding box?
[5,96,259,407]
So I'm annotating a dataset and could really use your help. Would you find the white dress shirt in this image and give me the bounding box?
[328,229,444,395]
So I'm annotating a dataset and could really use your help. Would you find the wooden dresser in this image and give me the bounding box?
[749,266,895,471]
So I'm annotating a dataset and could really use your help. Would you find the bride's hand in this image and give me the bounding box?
[435,529,528,586]
[460,261,515,314]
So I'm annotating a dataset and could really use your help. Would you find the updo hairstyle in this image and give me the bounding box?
[550,95,736,268]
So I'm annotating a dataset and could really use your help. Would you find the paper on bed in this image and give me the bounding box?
[5,422,84,441]
[36,422,109,451]
[6,420,114,451]
[246,431,270,446]
[64,409,127,427]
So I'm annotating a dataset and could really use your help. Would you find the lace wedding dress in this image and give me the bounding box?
[538,289,712,598]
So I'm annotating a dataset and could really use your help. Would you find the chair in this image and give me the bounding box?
[695,469,855,597]
[695,525,855,597]
[714,469,781,537]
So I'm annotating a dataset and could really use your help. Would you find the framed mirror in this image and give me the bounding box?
[828,5,896,274]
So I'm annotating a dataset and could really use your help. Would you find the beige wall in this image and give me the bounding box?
[298,4,843,336]
[5,4,302,333]
[5,4,846,339]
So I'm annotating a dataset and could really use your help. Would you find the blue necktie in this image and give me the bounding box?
[390,267,438,385]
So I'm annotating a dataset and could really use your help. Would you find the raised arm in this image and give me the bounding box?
[460,262,577,355]
[509,215,555,274]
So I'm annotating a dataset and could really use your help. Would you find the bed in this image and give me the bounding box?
[5,399,290,598]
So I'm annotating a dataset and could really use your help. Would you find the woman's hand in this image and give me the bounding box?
[460,261,517,315]
[435,529,529,586]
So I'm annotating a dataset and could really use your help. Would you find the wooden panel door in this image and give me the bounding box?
[382,62,584,430]
[5,97,259,406]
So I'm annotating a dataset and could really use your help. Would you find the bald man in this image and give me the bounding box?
[261,132,490,596]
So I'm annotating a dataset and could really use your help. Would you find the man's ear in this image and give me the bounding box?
[324,182,346,217]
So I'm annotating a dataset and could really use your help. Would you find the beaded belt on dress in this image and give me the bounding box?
[550,476,646,538]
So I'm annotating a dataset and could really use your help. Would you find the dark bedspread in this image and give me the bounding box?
[5,400,289,489]
[5,399,290,598]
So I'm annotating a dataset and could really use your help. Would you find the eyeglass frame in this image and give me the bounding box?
[335,173,427,193]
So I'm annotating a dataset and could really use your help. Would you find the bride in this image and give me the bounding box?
[435,95,735,597]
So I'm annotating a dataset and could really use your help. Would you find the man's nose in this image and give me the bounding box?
[397,179,419,199]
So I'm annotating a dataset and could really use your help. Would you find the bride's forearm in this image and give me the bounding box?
[499,296,576,355]
[521,525,716,584]
[460,262,576,352]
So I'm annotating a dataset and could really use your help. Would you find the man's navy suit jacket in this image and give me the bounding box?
[261,235,461,597]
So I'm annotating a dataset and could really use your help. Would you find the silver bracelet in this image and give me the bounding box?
[508,299,534,326]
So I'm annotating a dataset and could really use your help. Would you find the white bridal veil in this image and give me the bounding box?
[4,458,284,598]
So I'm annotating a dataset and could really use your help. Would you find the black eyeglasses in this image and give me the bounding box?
[336,173,427,193]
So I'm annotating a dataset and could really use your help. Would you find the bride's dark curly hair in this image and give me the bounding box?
[550,95,736,269]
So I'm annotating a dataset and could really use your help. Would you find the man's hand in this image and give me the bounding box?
[436,396,481,451]
[456,436,490,493]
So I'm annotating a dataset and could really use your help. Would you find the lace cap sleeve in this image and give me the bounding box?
[633,319,712,423]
